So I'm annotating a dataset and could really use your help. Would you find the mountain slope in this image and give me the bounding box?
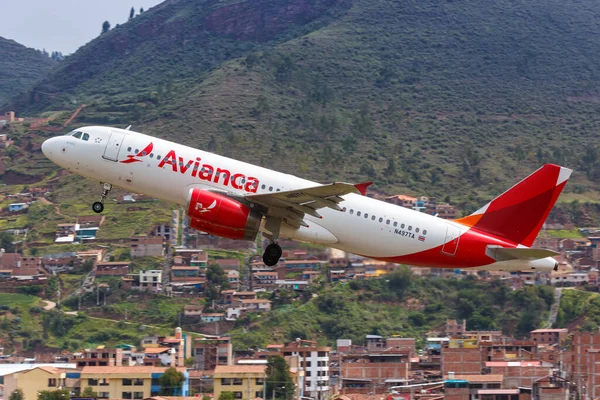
[7,0,600,209]
[0,37,57,105]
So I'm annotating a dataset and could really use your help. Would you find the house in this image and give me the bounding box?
[385,194,417,208]
[7,203,28,213]
[435,203,459,219]
[73,347,124,367]
[201,313,225,323]
[130,235,164,258]
[140,270,162,291]
[3,367,67,400]
[280,340,331,399]
[213,365,266,400]
[79,366,189,398]
[214,259,241,271]
[530,329,568,345]
[183,305,204,317]
[96,262,130,276]
[252,271,278,288]
[227,270,240,287]
[171,266,201,281]
[193,336,232,370]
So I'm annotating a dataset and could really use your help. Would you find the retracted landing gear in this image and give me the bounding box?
[263,242,283,267]
[92,183,112,214]
[262,217,283,266]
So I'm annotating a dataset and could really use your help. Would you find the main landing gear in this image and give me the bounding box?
[262,217,283,266]
[92,183,112,214]
[263,242,283,267]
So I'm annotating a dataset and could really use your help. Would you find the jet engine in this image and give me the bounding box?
[186,188,262,240]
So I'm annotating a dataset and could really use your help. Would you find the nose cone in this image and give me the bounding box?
[41,137,59,160]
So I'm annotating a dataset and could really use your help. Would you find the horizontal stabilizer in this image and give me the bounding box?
[486,245,559,262]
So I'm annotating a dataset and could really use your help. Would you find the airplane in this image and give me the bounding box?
[41,126,571,271]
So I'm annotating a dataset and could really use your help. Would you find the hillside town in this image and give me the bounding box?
[0,182,599,400]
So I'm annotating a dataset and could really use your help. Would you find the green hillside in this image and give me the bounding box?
[0,37,57,105]
[4,0,600,207]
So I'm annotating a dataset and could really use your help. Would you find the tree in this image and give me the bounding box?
[159,367,185,395]
[0,231,15,253]
[140,7,145,13]
[129,7,135,20]
[9,389,24,400]
[38,389,70,400]
[81,387,98,398]
[266,355,295,400]
[101,21,111,34]
[218,392,235,400]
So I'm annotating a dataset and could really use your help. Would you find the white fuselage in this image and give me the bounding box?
[41,126,557,271]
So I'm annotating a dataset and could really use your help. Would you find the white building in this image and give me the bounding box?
[140,270,162,290]
[281,341,330,398]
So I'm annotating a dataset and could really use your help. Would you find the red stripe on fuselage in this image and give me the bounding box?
[371,228,519,269]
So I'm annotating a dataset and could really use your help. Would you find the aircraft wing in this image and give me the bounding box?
[486,245,559,262]
[244,182,372,228]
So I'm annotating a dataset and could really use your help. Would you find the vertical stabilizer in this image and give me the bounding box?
[455,164,572,247]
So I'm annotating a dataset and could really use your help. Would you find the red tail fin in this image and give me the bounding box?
[455,164,572,246]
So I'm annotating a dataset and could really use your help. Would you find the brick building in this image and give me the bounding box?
[130,235,164,258]
[530,329,568,346]
[95,262,130,276]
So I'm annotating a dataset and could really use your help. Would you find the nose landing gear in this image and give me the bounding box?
[92,183,112,214]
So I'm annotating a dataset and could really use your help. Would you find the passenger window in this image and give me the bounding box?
[364,213,368,218]
[157,155,161,160]
[386,219,390,225]
[342,207,347,212]
[408,226,412,231]
[423,230,427,235]
[149,153,154,158]
[350,209,354,215]
[415,228,420,233]
[269,187,273,191]
[135,149,139,154]
[128,147,132,151]
[371,216,376,221]
[73,131,82,139]
[261,184,266,189]
[379,217,383,222]
[401,224,405,229]
[357,211,361,216]
[82,133,90,141]
[393,222,398,227]
[276,189,280,192]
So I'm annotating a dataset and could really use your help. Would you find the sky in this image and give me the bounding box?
[2,0,164,55]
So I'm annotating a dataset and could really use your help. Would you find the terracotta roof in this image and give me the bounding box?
[202,313,225,317]
[214,365,266,374]
[171,266,200,270]
[444,374,503,382]
[97,262,130,266]
[143,347,170,354]
[188,370,214,378]
[531,329,568,333]
[23,366,63,375]
[234,291,256,296]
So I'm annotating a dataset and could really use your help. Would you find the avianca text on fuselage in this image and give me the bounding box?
[125,147,260,193]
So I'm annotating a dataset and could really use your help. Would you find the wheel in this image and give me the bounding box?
[92,202,104,213]
[262,243,282,266]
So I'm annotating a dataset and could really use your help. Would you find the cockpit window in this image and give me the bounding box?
[82,133,90,141]
[73,131,83,139]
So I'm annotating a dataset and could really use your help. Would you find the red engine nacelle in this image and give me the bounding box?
[186,188,262,240]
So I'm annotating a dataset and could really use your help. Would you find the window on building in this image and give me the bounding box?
[123,378,133,386]
[305,380,312,387]
[283,352,292,356]
[99,378,110,386]
[48,378,57,387]
[122,393,133,400]
[256,378,265,385]
[133,378,144,386]
[256,392,263,398]
[88,379,99,386]
[234,392,243,399]
[134,392,144,399]
[98,393,109,399]
[305,371,311,377]
[222,378,232,385]
[318,351,327,357]
[232,378,243,385]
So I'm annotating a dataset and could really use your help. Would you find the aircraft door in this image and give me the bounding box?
[103,131,126,161]
[441,225,461,256]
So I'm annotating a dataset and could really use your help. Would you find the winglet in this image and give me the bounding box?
[354,182,373,196]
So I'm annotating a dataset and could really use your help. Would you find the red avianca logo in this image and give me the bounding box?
[121,143,153,164]
[157,150,259,193]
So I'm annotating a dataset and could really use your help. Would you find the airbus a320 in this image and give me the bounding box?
[42,126,571,272]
